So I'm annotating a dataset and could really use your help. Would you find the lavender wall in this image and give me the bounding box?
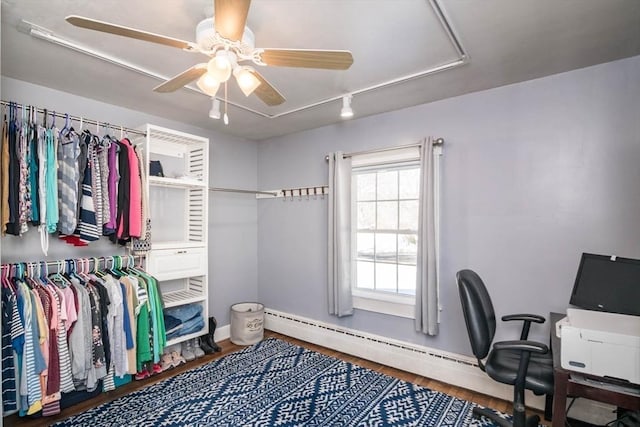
[257,55,640,355]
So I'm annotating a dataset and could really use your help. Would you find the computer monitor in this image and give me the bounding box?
[570,253,640,317]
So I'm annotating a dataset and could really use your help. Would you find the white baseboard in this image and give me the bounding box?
[262,308,616,424]
[214,324,230,342]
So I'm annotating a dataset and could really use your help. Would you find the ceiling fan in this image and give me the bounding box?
[65,0,354,108]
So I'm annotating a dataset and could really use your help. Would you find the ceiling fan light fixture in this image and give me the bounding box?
[233,66,261,97]
[209,98,221,119]
[340,95,354,119]
[197,72,221,96]
[207,51,233,83]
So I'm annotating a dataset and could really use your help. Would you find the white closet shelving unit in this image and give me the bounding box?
[135,124,209,346]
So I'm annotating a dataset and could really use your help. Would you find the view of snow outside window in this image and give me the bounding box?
[354,164,419,296]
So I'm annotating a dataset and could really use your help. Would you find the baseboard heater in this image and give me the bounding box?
[263,308,530,406]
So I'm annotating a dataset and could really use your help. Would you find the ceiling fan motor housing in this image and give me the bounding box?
[196,17,255,52]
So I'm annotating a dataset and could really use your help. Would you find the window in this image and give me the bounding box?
[351,148,421,318]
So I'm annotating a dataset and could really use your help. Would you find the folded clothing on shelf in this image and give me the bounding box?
[164,303,204,340]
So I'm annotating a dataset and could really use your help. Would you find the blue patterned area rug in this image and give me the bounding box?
[54,338,508,426]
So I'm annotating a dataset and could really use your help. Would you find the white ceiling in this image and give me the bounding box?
[2,0,639,140]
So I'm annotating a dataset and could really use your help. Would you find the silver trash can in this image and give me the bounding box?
[230,302,264,345]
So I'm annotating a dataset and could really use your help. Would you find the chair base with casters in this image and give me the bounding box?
[457,269,554,427]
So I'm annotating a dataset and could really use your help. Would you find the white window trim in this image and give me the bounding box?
[352,289,415,319]
[350,149,421,319]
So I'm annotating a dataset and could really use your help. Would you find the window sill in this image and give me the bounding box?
[352,291,415,319]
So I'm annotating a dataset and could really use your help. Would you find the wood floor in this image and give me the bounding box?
[6,330,549,426]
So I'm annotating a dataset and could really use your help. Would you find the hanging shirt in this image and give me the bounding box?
[57,129,81,235]
[98,139,111,229]
[45,128,59,233]
[103,274,127,377]
[78,159,100,243]
[126,140,142,238]
[28,120,40,225]
[48,284,74,394]
[68,279,92,390]
[112,140,130,244]
[1,117,9,235]
[18,114,31,234]
[86,284,107,385]
[6,111,20,236]
[90,137,104,229]
[104,140,119,235]
[76,132,90,223]
[2,288,17,412]
[37,125,49,254]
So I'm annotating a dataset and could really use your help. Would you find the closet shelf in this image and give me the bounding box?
[151,241,206,251]
[163,289,207,308]
[149,176,206,189]
[166,329,206,347]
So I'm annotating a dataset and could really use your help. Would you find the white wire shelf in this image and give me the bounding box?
[149,176,207,188]
[162,289,207,308]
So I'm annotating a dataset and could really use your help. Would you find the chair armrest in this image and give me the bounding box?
[493,340,549,354]
[501,314,546,324]
[502,314,546,340]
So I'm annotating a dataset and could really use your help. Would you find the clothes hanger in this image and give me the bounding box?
[50,260,70,288]
[93,257,106,278]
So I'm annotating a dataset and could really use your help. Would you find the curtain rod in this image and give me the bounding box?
[1,100,147,137]
[209,187,278,197]
[324,138,444,161]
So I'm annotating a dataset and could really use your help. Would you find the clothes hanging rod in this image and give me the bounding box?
[324,138,444,161]
[209,187,278,197]
[1,255,144,272]
[1,100,147,137]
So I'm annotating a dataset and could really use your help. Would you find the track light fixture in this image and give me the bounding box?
[340,95,354,119]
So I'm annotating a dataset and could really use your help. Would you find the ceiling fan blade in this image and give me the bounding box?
[250,70,285,106]
[153,64,208,93]
[66,15,195,51]
[214,0,251,42]
[259,49,354,70]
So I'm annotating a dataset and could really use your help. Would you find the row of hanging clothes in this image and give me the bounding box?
[0,102,150,255]
[1,255,166,418]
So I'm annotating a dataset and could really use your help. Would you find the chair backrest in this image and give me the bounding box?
[456,269,496,361]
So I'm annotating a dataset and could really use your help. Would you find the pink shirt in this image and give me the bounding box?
[126,141,142,238]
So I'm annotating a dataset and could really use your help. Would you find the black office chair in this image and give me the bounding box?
[456,269,554,427]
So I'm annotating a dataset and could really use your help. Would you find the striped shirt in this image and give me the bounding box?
[57,129,81,235]
[2,288,17,411]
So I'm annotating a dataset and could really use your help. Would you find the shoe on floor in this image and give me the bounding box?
[193,338,205,358]
[181,341,196,362]
[161,353,174,371]
[171,350,186,366]
[134,369,150,380]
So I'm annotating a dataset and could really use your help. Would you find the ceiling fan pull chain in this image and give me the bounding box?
[223,81,229,125]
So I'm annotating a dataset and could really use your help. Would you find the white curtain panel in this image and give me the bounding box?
[415,138,439,335]
[327,151,353,317]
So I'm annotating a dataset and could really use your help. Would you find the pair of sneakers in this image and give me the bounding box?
[160,349,186,371]
[181,338,205,361]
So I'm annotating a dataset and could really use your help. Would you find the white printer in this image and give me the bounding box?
[558,308,640,385]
